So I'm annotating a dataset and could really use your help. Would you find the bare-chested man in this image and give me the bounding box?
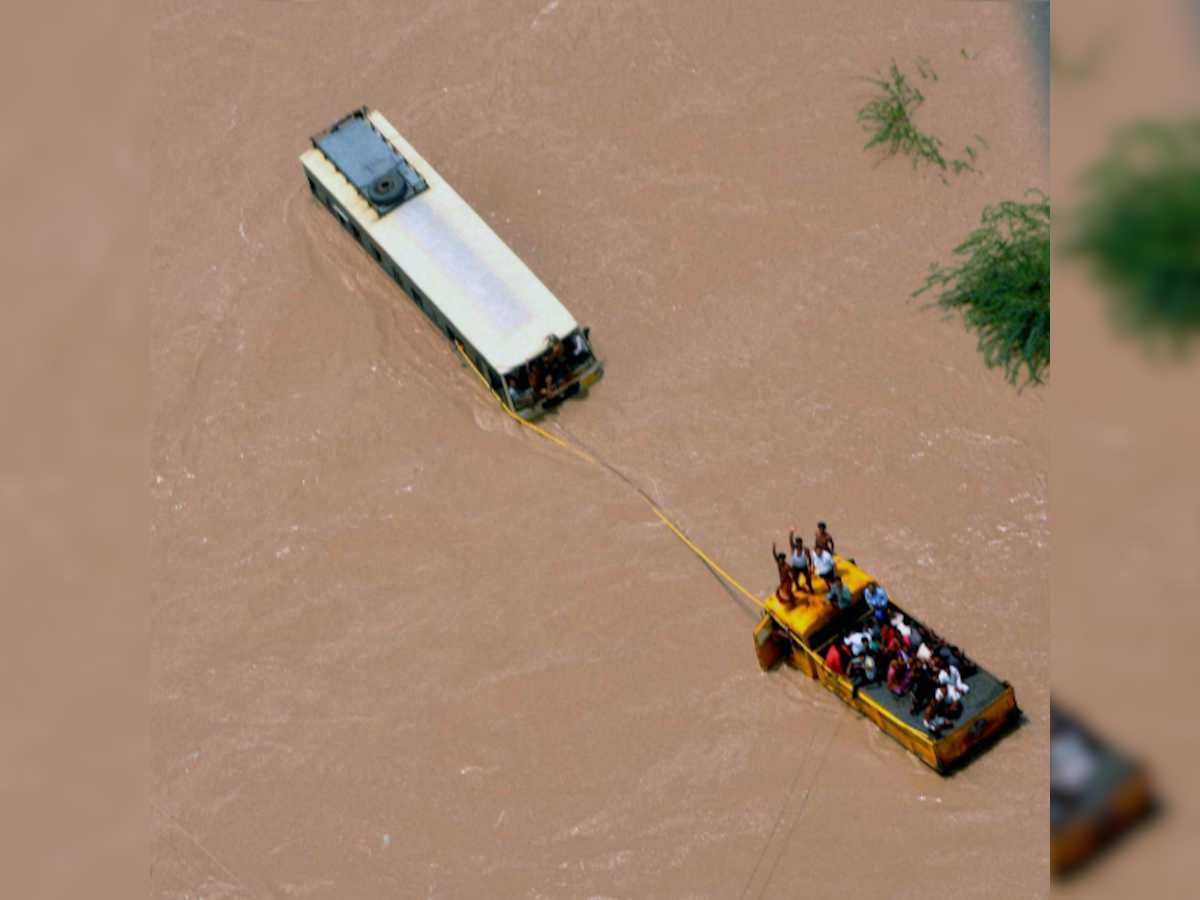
[814,521,835,555]
[772,543,796,606]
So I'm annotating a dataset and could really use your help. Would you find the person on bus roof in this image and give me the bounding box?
[814,521,835,555]
[788,526,813,593]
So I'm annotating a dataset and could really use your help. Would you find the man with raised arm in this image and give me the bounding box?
[788,525,813,593]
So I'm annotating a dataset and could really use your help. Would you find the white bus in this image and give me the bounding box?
[300,107,603,418]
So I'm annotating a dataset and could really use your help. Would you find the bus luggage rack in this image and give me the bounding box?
[311,107,427,215]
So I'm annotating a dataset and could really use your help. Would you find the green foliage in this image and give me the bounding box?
[1067,121,1200,346]
[857,62,947,175]
[857,60,987,185]
[914,190,1051,386]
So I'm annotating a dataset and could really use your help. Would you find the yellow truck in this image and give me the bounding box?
[753,557,1019,772]
[1050,705,1154,873]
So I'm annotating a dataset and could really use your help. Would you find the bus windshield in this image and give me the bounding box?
[506,329,594,409]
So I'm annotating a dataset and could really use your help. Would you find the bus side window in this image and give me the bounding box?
[487,365,504,396]
[306,176,318,196]
[370,243,382,263]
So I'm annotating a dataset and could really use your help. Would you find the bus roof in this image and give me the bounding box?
[300,110,578,374]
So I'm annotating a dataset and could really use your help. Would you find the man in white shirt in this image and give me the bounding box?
[813,546,836,587]
[788,526,813,593]
[844,630,873,656]
[934,657,969,694]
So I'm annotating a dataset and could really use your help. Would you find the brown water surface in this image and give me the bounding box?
[151,2,1048,896]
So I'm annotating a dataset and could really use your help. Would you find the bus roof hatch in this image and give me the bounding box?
[312,108,428,215]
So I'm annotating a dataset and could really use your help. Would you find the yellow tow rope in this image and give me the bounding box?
[454,343,766,612]
[453,345,926,744]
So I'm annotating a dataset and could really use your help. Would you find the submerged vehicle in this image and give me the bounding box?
[1050,705,1154,874]
[300,107,603,418]
[753,558,1019,772]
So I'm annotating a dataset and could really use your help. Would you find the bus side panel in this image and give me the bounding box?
[304,156,506,388]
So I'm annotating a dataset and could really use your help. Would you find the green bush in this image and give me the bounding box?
[914,191,1051,386]
[857,60,985,184]
[858,61,949,173]
[1068,121,1200,345]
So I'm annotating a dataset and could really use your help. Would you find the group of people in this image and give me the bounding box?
[826,609,978,734]
[506,331,592,408]
[770,519,977,735]
[772,521,842,606]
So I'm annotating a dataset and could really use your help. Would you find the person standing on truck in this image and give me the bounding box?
[813,543,837,588]
[814,521,835,555]
[788,526,813,593]
[772,544,796,607]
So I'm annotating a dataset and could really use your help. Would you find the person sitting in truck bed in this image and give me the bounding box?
[847,652,879,690]
[825,575,852,609]
[864,582,890,621]
[887,655,915,696]
[825,642,849,676]
[907,659,938,715]
[843,628,874,657]
[912,624,977,677]
[923,692,955,734]
[933,655,970,695]
[889,612,915,648]
[933,681,964,720]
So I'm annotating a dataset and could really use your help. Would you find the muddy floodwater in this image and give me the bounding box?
[151,2,1049,897]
